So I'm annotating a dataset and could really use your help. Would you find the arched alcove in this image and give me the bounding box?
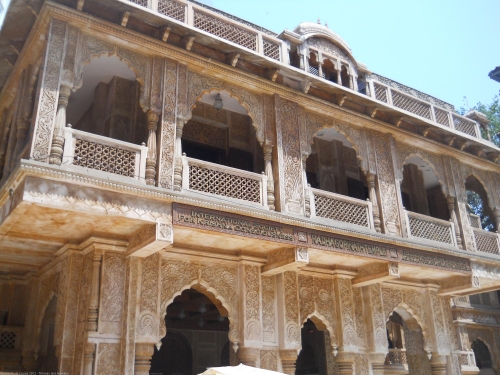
[296,319,326,375]
[472,339,493,372]
[67,55,148,145]
[322,58,337,83]
[465,175,495,231]
[152,288,231,375]
[305,128,368,200]
[183,90,263,174]
[37,295,58,373]
[401,156,449,221]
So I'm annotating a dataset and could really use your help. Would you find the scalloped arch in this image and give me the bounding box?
[401,153,447,196]
[388,303,430,350]
[303,312,337,350]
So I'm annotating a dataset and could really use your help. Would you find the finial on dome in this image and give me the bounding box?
[325,21,329,28]
[317,17,321,24]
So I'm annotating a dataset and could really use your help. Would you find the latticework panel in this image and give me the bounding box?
[459,353,474,366]
[263,38,280,60]
[373,83,388,103]
[158,0,185,21]
[469,294,481,305]
[129,0,148,7]
[474,231,500,255]
[408,215,453,244]
[469,214,481,229]
[189,164,261,203]
[314,194,369,227]
[453,115,477,137]
[194,11,257,51]
[0,332,15,350]
[455,295,469,303]
[392,91,431,119]
[434,107,451,127]
[309,65,319,76]
[384,350,407,365]
[73,139,136,178]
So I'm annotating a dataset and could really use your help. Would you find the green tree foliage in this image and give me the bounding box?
[460,91,500,147]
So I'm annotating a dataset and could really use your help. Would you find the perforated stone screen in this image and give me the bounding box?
[314,194,369,227]
[453,115,477,137]
[263,38,280,61]
[391,91,431,120]
[408,215,453,244]
[73,139,136,178]
[158,0,185,21]
[194,11,257,51]
[474,231,500,255]
[0,332,15,350]
[374,83,388,103]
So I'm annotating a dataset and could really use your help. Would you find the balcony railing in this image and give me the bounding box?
[405,210,456,246]
[370,81,484,141]
[0,326,23,350]
[384,349,408,366]
[468,213,482,229]
[472,228,500,255]
[307,187,374,230]
[62,126,148,182]
[128,0,284,62]
[181,156,269,208]
[458,351,477,368]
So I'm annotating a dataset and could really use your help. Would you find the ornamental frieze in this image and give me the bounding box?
[173,204,471,274]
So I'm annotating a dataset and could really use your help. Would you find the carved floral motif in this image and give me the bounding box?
[283,271,300,345]
[244,265,261,341]
[260,350,277,371]
[261,276,276,343]
[337,278,356,347]
[100,253,126,334]
[96,343,120,375]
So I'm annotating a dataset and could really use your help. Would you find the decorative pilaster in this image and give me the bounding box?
[49,84,71,165]
[369,353,386,375]
[279,350,298,375]
[430,355,448,375]
[173,119,185,191]
[263,143,275,210]
[446,195,463,248]
[84,343,96,375]
[145,111,160,185]
[239,265,262,353]
[87,252,102,332]
[366,172,381,232]
[134,343,155,375]
[237,347,259,367]
[22,276,40,371]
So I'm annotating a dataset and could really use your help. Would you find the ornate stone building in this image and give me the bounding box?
[0,0,499,374]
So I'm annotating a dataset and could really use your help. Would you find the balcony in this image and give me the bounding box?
[458,351,478,371]
[125,0,284,62]
[384,349,408,367]
[181,156,269,209]
[370,81,486,142]
[62,126,148,182]
[404,210,457,246]
[472,228,500,256]
[307,187,375,230]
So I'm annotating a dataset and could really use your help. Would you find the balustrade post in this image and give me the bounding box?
[366,172,381,233]
[446,195,463,249]
[87,252,102,332]
[83,343,95,375]
[49,84,72,165]
[263,143,275,210]
[145,111,160,186]
[337,70,342,86]
[173,119,186,191]
[493,208,500,233]
[301,154,311,217]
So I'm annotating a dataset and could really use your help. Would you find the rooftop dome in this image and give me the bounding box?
[293,22,352,55]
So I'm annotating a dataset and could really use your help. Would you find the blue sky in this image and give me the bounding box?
[199,0,500,111]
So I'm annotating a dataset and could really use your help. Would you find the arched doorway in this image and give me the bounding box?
[37,295,58,373]
[66,55,148,145]
[150,288,230,375]
[385,310,431,375]
[465,175,495,231]
[295,319,327,375]
[472,339,493,374]
[400,156,448,221]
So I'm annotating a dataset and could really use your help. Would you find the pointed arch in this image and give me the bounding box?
[73,34,151,112]
[187,71,265,144]
[302,312,336,352]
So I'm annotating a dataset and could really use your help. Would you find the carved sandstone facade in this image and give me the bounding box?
[0,1,499,375]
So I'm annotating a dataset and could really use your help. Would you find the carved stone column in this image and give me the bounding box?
[49,84,71,165]
[263,143,275,211]
[173,119,185,191]
[134,343,155,375]
[87,252,102,332]
[336,352,354,375]
[83,343,96,375]
[369,353,386,375]
[279,350,298,375]
[237,347,259,367]
[367,172,381,232]
[145,111,160,185]
[446,195,463,248]
[337,70,342,86]
[430,355,448,375]
[302,154,311,217]
[493,208,500,233]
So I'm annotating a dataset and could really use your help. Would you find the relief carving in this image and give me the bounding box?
[100,253,126,334]
[261,276,276,343]
[96,343,120,375]
[283,271,300,345]
[337,278,356,347]
[244,265,261,341]
[369,284,388,349]
[260,350,278,371]
[158,60,177,189]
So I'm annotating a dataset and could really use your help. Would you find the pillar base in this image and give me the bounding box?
[279,350,298,375]
[134,343,155,375]
[237,347,259,367]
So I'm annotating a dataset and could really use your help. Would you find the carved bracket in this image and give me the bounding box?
[262,248,309,276]
[351,262,400,288]
[127,221,173,257]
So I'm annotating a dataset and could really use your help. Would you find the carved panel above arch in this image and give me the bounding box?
[395,141,448,194]
[187,71,264,144]
[160,258,240,344]
[302,111,368,173]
